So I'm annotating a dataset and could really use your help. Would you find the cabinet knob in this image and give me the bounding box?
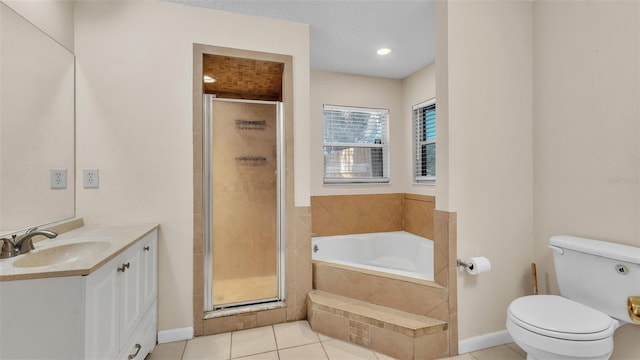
[128,344,142,359]
[143,246,150,251]
[117,262,131,272]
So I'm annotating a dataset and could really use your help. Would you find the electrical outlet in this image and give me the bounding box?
[50,168,67,189]
[83,168,99,189]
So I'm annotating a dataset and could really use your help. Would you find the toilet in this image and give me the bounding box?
[506,235,640,360]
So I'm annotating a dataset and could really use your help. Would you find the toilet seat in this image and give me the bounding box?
[508,295,616,341]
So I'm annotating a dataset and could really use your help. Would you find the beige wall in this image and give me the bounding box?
[402,63,437,196]
[310,70,404,195]
[435,0,450,211]
[74,0,309,331]
[1,0,73,51]
[533,1,640,358]
[310,65,436,197]
[443,1,640,357]
[444,0,534,340]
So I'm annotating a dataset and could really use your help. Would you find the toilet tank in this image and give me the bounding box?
[550,235,640,324]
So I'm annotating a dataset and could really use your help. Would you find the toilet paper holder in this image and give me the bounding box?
[457,257,492,275]
[456,259,472,270]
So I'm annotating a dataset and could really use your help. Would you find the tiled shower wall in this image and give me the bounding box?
[195,207,312,335]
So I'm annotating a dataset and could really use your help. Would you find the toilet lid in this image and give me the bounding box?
[508,295,615,341]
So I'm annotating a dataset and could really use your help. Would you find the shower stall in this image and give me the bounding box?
[203,95,285,312]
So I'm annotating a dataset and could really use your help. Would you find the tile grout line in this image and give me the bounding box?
[276,340,323,351]
[232,349,279,359]
[504,343,526,359]
[180,340,188,360]
[170,325,522,360]
[271,325,281,360]
[318,335,331,360]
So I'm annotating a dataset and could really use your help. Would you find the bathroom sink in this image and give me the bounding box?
[12,241,111,268]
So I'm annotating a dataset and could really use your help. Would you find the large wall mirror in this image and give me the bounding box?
[0,3,75,235]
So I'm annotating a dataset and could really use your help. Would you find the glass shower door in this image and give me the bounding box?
[204,96,283,310]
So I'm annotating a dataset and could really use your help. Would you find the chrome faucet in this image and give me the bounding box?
[0,228,58,259]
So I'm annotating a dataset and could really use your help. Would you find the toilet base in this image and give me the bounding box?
[515,341,610,360]
[507,318,613,360]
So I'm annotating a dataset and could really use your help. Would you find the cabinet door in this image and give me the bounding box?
[140,231,158,312]
[116,302,157,360]
[85,254,121,360]
[119,242,142,345]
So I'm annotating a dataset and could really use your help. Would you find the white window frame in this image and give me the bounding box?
[323,104,390,184]
[413,98,436,184]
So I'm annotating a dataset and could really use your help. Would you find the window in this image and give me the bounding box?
[323,104,389,183]
[413,99,436,183]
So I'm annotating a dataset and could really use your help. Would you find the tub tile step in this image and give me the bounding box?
[308,290,447,337]
[312,261,449,320]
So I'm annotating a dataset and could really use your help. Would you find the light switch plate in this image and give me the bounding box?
[50,168,67,189]
[83,168,99,188]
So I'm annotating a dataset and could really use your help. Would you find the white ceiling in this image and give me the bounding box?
[168,0,436,79]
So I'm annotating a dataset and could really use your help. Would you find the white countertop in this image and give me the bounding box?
[0,224,159,281]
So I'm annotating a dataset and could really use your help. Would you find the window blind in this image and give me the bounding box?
[323,105,389,183]
[413,99,436,183]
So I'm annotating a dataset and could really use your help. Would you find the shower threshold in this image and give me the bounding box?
[204,300,286,319]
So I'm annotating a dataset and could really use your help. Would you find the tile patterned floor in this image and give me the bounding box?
[146,321,526,360]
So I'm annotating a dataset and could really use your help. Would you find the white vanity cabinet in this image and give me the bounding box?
[85,230,158,360]
[0,225,158,360]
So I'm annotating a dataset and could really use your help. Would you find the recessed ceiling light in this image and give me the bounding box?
[203,75,216,83]
[377,48,392,56]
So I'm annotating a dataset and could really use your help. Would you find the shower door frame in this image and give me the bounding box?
[203,96,286,314]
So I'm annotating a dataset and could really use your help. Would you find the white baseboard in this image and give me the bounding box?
[157,327,194,344]
[458,330,513,354]
[158,326,512,351]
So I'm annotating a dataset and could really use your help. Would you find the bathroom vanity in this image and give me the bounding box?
[0,224,158,360]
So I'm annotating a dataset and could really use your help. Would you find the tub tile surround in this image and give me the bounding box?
[313,262,449,321]
[311,194,404,236]
[309,193,458,359]
[311,193,435,238]
[403,194,435,240]
[309,264,451,359]
[289,206,314,321]
[436,210,458,356]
